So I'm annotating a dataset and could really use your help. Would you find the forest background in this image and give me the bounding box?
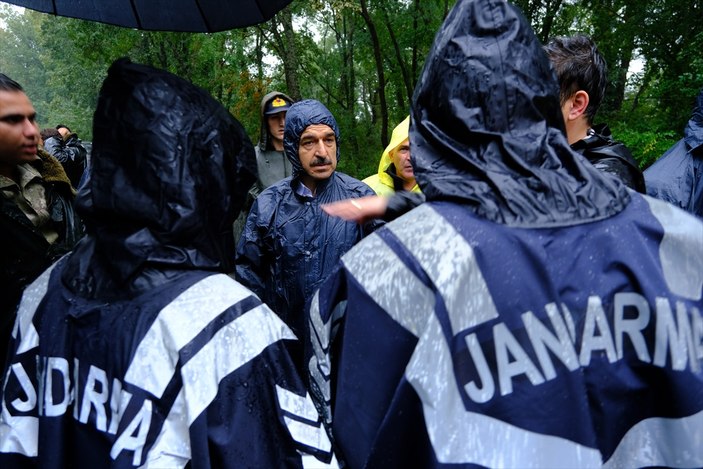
[1,0,701,179]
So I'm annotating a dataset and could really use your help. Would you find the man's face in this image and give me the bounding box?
[267,111,286,143]
[298,124,337,187]
[390,138,414,182]
[0,90,40,170]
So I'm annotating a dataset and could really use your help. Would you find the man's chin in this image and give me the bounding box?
[312,168,333,179]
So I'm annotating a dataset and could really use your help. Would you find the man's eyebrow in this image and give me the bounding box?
[0,112,33,122]
[301,131,335,140]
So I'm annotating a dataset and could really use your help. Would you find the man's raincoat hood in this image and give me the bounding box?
[410,0,629,227]
[283,99,340,179]
[258,91,294,151]
[63,58,256,299]
[376,116,417,188]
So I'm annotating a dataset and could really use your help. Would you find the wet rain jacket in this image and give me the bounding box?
[571,123,646,193]
[0,150,82,371]
[236,99,379,342]
[0,59,334,468]
[645,89,703,217]
[363,116,421,195]
[307,1,703,468]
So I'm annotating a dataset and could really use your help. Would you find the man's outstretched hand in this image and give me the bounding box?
[321,195,389,224]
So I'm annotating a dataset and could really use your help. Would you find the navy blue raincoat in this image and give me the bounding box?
[307,1,703,467]
[645,89,703,217]
[236,100,380,342]
[0,59,334,468]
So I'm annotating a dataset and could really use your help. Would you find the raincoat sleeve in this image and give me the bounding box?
[384,192,425,221]
[234,196,271,300]
[306,241,425,469]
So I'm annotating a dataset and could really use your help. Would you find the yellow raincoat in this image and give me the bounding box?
[362,116,421,195]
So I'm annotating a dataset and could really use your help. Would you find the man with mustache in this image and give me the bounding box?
[236,99,380,348]
[0,74,82,372]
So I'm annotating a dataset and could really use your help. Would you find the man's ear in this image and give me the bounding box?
[565,90,589,121]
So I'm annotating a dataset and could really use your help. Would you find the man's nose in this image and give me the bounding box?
[24,120,39,139]
[314,139,328,155]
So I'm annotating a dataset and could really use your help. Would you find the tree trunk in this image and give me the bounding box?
[279,7,302,101]
[360,0,389,147]
[381,1,413,104]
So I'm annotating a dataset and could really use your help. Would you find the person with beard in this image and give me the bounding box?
[0,59,335,468]
[307,0,703,467]
[236,99,381,347]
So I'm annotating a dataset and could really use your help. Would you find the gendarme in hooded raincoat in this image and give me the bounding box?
[307,1,703,468]
[0,59,334,468]
[645,88,703,217]
[236,99,379,342]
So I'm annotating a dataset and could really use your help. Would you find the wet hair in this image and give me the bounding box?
[56,124,71,133]
[543,35,607,124]
[0,73,24,92]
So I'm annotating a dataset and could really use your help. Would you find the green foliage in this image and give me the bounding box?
[1,0,699,181]
[608,122,679,170]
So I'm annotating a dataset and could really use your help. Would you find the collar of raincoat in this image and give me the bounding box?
[283,99,341,181]
[410,0,629,228]
[63,58,257,299]
[684,89,703,153]
[377,116,412,189]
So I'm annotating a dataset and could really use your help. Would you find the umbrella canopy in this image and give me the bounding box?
[1,0,293,32]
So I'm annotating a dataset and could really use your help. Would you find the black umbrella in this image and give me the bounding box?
[1,0,293,32]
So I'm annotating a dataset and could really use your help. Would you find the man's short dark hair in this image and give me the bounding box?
[0,73,24,92]
[543,35,607,124]
[40,128,61,141]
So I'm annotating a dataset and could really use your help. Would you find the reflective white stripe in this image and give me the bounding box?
[13,261,59,354]
[283,416,331,453]
[644,196,703,301]
[301,453,339,468]
[308,293,346,422]
[308,291,331,406]
[309,230,437,423]
[276,385,331,454]
[276,384,320,422]
[406,313,602,467]
[1,262,59,456]
[125,274,254,397]
[603,408,703,468]
[0,379,38,457]
[342,232,434,337]
[388,204,499,334]
[142,305,295,466]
